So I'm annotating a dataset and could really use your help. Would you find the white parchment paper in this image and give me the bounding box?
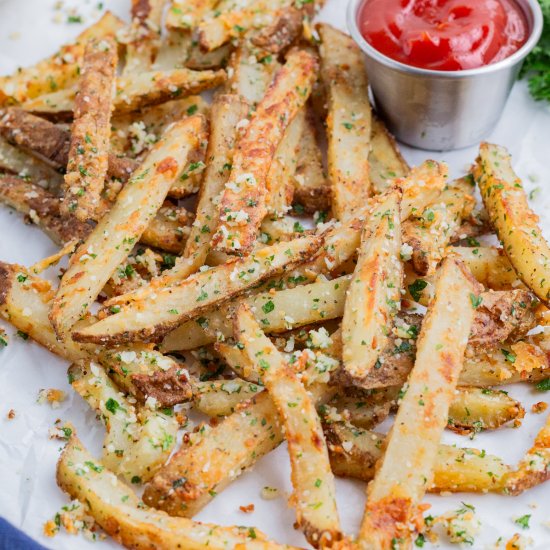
[1,1,550,548]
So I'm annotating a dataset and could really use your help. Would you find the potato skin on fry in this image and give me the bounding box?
[62,37,118,222]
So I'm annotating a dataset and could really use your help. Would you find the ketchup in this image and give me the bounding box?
[358,0,529,71]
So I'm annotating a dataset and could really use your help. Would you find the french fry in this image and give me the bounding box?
[325,422,508,493]
[161,94,249,283]
[23,68,226,116]
[359,258,477,549]
[0,137,63,189]
[62,37,117,221]
[318,23,372,220]
[50,115,206,337]
[0,12,123,103]
[57,435,292,550]
[69,362,140,474]
[447,387,525,435]
[197,0,292,52]
[403,178,475,276]
[235,304,341,547]
[473,142,550,304]
[266,107,305,216]
[212,49,318,254]
[341,190,403,386]
[291,108,330,215]
[0,262,88,361]
[160,274,350,352]
[74,235,321,344]
[122,0,165,75]
[225,38,281,104]
[452,246,521,290]
[118,407,179,483]
[369,116,409,194]
[142,383,335,517]
[504,408,550,495]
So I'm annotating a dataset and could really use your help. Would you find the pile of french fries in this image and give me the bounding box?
[1,1,550,549]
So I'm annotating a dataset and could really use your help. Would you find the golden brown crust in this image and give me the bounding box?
[62,36,118,221]
[213,49,318,254]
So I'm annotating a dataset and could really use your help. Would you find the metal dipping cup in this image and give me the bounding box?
[347,0,544,150]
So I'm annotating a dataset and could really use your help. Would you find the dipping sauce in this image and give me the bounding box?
[358,0,529,71]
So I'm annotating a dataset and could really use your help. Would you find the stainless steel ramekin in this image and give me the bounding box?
[347,0,544,150]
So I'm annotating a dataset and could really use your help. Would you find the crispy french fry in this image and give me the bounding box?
[325,422,508,493]
[50,115,206,336]
[23,68,226,116]
[160,274,350,352]
[235,304,341,547]
[161,94,249,283]
[74,235,321,344]
[359,258,477,549]
[369,116,409,194]
[225,38,281,104]
[62,37,117,221]
[341,190,403,386]
[0,12,123,103]
[452,246,521,290]
[403,178,475,276]
[266,107,305,216]
[57,435,292,550]
[318,23,372,220]
[447,387,525,435]
[142,383,335,517]
[473,142,550,304]
[213,49,318,254]
[197,0,292,52]
[0,262,87,361]
[118,407,179,483]
[504,407,550,495]
[291,108,330,214]
[69,362,139,473]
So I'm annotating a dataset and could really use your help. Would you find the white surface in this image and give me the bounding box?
[1,1,550,549]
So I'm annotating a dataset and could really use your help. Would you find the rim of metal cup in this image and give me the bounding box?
[347,0,544,79]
